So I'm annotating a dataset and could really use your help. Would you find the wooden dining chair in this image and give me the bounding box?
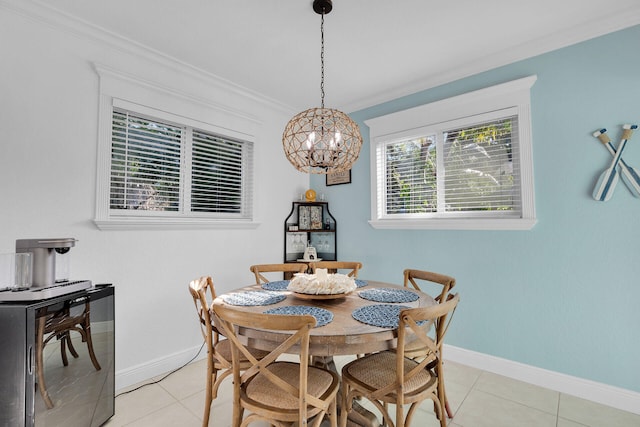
[308,261,362,278]
[404,269,456,304]
[310,261,365,360]
[403,268,456,418]
[249,263,308,284]
[189,276,270,427]
[35,297,101,408]
[213,304,341,427]
[340,294,460,427]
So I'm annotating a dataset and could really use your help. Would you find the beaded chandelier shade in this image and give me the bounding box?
[282,0,363,175]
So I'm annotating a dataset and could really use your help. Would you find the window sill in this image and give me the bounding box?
[94,217,260,231]
[368,218,537,231]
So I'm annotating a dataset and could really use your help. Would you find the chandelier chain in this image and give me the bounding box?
[320,12,325,109]
[281,0,363,174]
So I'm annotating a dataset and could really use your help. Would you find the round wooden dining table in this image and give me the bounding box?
[212,279,436,427]
[212,279,436,357]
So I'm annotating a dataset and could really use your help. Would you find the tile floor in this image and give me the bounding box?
[105,356,640,427]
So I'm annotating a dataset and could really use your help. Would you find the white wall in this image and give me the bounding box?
[0,5,308,388]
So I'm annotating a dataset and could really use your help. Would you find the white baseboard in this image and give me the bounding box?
[114,343,640,416]
[444,344,640,415]
[115,344,206,391]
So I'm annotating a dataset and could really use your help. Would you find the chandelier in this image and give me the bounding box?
[282,0,363,175]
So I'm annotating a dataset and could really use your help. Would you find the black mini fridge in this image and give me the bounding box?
[0,285,114,426]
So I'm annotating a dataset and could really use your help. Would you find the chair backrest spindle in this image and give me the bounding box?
[250,263,309,283]
[403,268,455,304]
[308,261,362,277]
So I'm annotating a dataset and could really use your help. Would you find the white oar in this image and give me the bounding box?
[592,124,637,201]
[593,128,640,198]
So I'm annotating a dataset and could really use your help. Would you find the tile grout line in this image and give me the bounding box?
[447,365,485,422]
[471,370,562,418]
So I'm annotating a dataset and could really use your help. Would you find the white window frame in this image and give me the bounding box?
[366,75,537,230]
[93,63,260,230]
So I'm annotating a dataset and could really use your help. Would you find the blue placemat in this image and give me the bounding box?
[352,304,411,328]
[355,279,368,288]
[358,288,419,303]
[221,290,286,306]
[261,280,290,291]
[264,305,333,327]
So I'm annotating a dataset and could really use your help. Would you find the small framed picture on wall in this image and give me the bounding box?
[326,169,351,186]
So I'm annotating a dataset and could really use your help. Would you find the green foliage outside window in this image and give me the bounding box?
[386,117,516,214]
[110,109,246,214]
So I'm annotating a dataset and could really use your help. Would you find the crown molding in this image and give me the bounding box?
[94,62,263,129]
[4,0,639,115]
[1,0,296,115]
[343,6,640,113]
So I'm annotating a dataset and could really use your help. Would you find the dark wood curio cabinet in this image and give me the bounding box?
[284,201,336,263]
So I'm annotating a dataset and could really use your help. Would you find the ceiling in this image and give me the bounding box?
[25,0,640,112]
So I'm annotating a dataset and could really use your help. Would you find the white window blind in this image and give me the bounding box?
[111,110,182,212]
[384,135,438,214]
[191,130,248,214]
[109,108,253,220]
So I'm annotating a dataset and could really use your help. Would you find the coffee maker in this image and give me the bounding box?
[0,238,91,302]
[15,238,77,287]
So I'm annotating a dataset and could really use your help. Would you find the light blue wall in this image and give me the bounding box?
[312,25,640,392]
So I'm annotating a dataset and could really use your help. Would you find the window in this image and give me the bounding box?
[366,76,536,230]
[93,64,257,230]
[110,109,252,217]
[101,107,254,228]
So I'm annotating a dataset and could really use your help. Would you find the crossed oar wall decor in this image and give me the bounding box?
[592,124,639,201]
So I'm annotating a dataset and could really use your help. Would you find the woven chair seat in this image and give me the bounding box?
[343,351,436,398]
[403,339,438,361]
[214,339,269,364]
[340,294,459,427]
[245,361,337,410]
